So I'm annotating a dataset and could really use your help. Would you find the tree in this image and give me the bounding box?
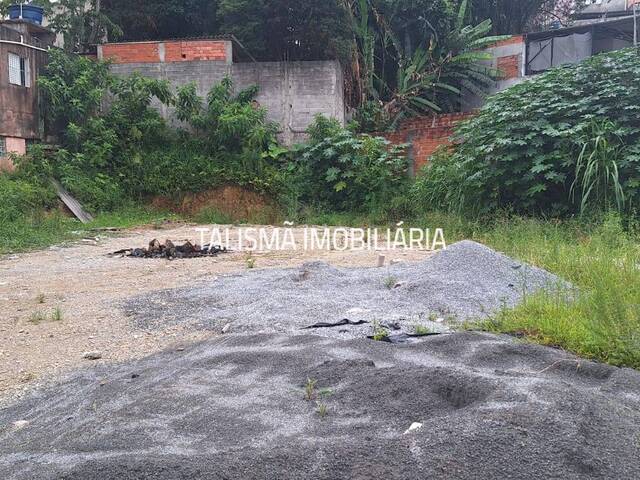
[218,0,353,62]
[47,0,122,53]
[381,0,506,125]
[463,0,586,34]
[101,0,219,42]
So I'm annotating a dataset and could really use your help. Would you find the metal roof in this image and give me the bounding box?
[526,14,635,41]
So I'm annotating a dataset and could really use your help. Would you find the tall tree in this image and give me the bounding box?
[464,0,586,34]
[218,0,353,62]
[48,0,122,53]
[102,0,219,41]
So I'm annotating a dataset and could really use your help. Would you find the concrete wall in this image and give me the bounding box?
[100,41,344,145]
[232,61,344,145]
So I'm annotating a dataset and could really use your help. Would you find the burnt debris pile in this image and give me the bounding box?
[110,239,227,259]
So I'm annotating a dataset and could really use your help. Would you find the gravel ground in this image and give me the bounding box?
[0,224,430,400]
[124,240,565,339]
[1,332,639,480]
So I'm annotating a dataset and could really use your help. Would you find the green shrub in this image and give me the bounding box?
[411,147,467,214]
[31,51,291,212]
[420,48,640,216]
[0,174,56,223]
[295,115,409,213]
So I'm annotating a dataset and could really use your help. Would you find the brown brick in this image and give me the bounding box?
[497,55,521,79]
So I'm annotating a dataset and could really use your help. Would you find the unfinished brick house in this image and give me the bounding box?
[0,19,53,171]
[98,38,345,146]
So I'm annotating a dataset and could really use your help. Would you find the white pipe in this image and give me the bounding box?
[0,39,47,52]
[635,4,638,46]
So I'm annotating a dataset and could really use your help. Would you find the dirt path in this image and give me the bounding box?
[0,223,432,401]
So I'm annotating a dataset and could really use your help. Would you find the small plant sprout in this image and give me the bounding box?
[414,324,431,335]
[372,320,389,341]
[384,275,398,289]
[29,311,46,324]
[318,388,333,398]
[304,378,318,401]
[35,293,46,304]
[52,307,63,322]
[245,253,256,269]
[317,402,328,418]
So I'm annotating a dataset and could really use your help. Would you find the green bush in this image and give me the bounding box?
[30,51,292,212]
[294,115,409,213]
[0,174,57,223]
[418,48,640,216]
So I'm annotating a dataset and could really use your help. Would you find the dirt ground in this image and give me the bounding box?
[0,223,432,402]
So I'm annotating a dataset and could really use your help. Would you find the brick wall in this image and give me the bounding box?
[497,54,520,79]
[100,40,229,64]
[380,112,475,173]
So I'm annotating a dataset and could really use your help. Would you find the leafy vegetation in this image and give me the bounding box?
[295,115,409,213]
[464,0,587,34]
[26,50,293,212]
[414,48,640,216]
[345,0,507,129]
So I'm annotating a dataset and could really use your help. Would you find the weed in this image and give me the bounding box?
[29,311,46,324]
[383,275,398,289]
[317,402,328,418]
[245,254,256,269]
[414,324,431,335]
[372,320,389,341]
[304,378,317,401]
[35,293,46,304]
[51,307,63,322]
[318,388,333,398]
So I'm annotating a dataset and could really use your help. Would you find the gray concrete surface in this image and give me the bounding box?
[1,332,639,479]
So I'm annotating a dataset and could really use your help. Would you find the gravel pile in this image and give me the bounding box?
[1,332,639,479]
[124,240,565,338]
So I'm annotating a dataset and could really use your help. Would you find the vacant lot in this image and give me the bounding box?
[0,223,430,401]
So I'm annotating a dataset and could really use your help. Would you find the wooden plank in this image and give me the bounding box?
[50,178,94,224]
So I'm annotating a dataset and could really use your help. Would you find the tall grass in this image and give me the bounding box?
[478,214,640,369]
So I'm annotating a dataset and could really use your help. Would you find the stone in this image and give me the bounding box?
[403,422,423,435]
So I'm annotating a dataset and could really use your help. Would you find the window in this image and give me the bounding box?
[0,137,6,157]
[8,53,30,87]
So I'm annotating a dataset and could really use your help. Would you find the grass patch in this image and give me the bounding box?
[0,206,181,255]
[192,207,235,225]
[414,324,432,335]
[371,320,389,341]
[473,213,640,369]
[383,275,398,289]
